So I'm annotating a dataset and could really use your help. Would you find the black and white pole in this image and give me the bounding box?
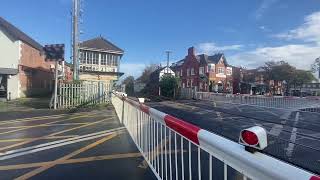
[54,61,59,109]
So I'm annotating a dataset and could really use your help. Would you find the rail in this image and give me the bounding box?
[111,92,319,180]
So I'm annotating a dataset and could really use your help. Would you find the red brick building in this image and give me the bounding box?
[0,16,57,99]
[171,47,233,93]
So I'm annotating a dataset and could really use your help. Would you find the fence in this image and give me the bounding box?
[111,92,319,180]
[56,81,112,109]
[180,88,196,99]
[195,92,320,112]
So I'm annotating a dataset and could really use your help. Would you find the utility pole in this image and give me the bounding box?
[165,50,172,74]
[72,0,80,80]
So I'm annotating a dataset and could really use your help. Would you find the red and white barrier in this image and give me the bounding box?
[112,92,320,180]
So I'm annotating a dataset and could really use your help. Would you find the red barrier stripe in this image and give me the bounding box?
[140,104,150,114]
[311,176,320,180]
[164,115,201,145]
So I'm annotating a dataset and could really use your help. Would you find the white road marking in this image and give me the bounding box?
[286,112,300,157]
[269,124,283,136]
[280,111,292,120]
[0,127,125,161]
[213,102,223,121]
[234,105,243,112]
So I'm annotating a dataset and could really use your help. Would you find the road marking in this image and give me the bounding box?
[234,105,243,112]
[0,135,78,143]
[48,118,111,137]
[15,133,118,180]
[0,117,111,152]
[268,124,283,136]
[213,102,223,121]
[0,111,94,125]
[0,152,142,171]
[0,128,125,161]
[286,112,300,157]
[0,122,89,130]
[280,111,292,120]
[1,127,124,156]
[0,114,91,136]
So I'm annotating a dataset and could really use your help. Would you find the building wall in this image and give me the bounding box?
[0,28,20,68]
[174,47,233,93]
[19,42,53,97]
[180,47,200,89]
[79,73,118,85]
[0,28,21,99]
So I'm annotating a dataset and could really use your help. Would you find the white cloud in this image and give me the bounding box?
[229,44,320,70]
[255,0,278,20]
[274,11,320,43]
[197,42,243,55]
[120,63,146,78]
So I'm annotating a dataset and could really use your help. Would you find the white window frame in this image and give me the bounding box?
[191,68,195,75]
[218,67,225,74]
[199,67,204,75]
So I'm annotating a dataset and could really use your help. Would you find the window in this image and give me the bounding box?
[218,67,224,74]
[208,64,215,73]
[191,68,195,75]
[191,79,193,87]
[226,67,232,75]
[112,55,118,66]
[80,51,86,64]
[187,68,190,76]
[87,52,93,64]
[93,52,99,64]
[187,80,190,87]
[199,67,204,75]
[176,71,180,76]
[101,53,106,65]
[180,69,183,76]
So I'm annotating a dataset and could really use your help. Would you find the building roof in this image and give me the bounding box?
[0,16,43,51]
[171,53,229,68]
[0,68,18,75]
[80,37,124,53]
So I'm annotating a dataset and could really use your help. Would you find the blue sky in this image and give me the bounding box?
[1,0,320,78]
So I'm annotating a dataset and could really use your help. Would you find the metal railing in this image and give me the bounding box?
[56,82,111,109]
[111,92,319,180]
[195,92,320,112]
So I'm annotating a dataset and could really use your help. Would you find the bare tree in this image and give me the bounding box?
[137,64,159,83]
[311,57,320,78]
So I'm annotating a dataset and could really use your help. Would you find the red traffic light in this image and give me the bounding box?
[239,126,268,151]
[241,130,259,145]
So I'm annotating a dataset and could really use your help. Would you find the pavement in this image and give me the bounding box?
[0,106,156,180]
[146,99,320,175]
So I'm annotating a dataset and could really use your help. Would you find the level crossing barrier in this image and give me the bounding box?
[111,91,319,180]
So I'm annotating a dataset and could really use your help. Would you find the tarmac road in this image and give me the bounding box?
[0,107,156,180]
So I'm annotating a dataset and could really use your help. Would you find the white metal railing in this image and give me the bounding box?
[111,92,319,180]
[195,92,320,112]
[56,82,111,109]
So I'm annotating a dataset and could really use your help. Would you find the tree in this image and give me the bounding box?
[122,76,134,96]
[292,70,315,89]
[311,57,320,79]
[137,64,158,84]
[159,75,178,98]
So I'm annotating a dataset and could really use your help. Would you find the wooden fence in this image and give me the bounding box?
[56,81,112,109]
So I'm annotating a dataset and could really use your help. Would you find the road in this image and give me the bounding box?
[0,107,156,180]
[146,99,320,174]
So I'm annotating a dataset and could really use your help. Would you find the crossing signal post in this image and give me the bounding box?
[44,44,65,109]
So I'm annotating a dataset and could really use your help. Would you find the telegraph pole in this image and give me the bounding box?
[72,0,80,80]
[165,50,172,73]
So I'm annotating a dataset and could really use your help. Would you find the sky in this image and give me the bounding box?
[1,0,320,78]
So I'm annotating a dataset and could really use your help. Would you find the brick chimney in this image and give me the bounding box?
[188,47,195,56]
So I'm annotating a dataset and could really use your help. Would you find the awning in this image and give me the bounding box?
[0,68,18,75]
